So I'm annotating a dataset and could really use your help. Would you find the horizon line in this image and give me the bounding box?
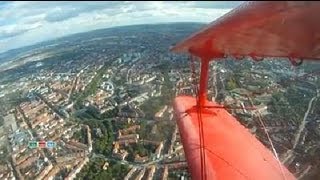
[0,22,207,56]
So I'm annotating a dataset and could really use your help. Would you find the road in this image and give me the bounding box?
[91,148,182,168]
[68,75,80,101]
[16,106,36,139]
[292,91,318,149]
[80,117,155,124]
[282,89,319,164]
[297,165,312,179]
[212,65,218,100]
[35,93,65,119]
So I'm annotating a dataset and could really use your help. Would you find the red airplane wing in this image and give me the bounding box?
[169,1,320,180]
[171,1,320,61]
[174,96,295,180]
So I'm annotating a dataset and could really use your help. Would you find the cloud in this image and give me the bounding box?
[190,1,244,9]
[0,29,30,39]
[45,9,80,22]
[0,1,241,53]
[43,2,126,22]
[0,22,42,39]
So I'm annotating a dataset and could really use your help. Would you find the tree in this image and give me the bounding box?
[226,77,237,91]
[0,116,3,126]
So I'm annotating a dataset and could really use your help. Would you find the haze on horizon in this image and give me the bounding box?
[0,1,243,54]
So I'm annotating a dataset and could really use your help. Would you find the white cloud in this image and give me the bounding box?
[0,1,241,53]
[0,22,43,39]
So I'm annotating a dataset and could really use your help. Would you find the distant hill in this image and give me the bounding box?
[0,22,206,65]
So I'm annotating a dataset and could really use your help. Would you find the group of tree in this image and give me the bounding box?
[73,63,110,108]
[77,158,129,179]
[79,119,115,156]
[126,143,149,162]
[72,128,87,144]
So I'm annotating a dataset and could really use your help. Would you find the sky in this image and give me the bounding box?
[0,1,243,53]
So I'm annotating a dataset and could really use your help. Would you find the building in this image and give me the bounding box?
[85,125,92,153]
[102,161,109,170]
[155,142,164,159]
[134,154,148,163]
[68,140,88,150]
[135,168,146,180]
[146,165,156,180]
[114,150,129,161]
[4,114,17,133]
[118,125,140,136]
[35,163,53,180]
[155,106,168,120]
[44,165,61,180]
[118,134,139,141]
[124,167,137,180]
[161,166,169,180]
[112,142,129,161]
[65,157,89,180]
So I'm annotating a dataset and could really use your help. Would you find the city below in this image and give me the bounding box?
[0,23,319,180]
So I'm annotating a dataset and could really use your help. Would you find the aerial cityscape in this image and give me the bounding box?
[0,20,320,180]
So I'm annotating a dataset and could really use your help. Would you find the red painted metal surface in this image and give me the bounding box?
[198,58,210,106]
[169,1,320,179]
[174,96,296,180]
[171,1,320,61]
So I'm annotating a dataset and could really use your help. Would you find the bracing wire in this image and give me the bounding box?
[188,143,250,180]
[247,95,287,180]
[182,58,320,179]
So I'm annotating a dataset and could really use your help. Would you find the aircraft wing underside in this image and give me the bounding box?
[173,96,295,180]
